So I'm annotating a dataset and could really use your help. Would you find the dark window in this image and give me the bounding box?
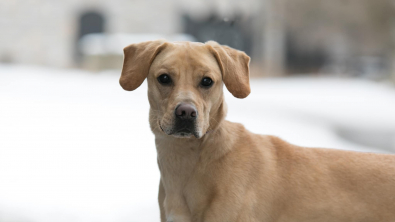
[75,11,105,63]
[78,12,105,39]
[182,14,253,55]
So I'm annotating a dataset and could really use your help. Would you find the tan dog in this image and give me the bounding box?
[120,40,395,222]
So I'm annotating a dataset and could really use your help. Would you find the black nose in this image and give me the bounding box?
[175,103,197,120]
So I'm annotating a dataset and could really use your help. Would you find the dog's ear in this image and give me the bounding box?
[120,40,167,91]
[206,41,251,98]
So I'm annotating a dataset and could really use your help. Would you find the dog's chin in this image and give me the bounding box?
[159,121,203,139]
[172,132,195,139]
[171,129,201,139]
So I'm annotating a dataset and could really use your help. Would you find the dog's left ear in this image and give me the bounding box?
[206,41,251,98]
[120,40,167,91]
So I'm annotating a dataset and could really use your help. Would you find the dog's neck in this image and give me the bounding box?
[155,118,238,195]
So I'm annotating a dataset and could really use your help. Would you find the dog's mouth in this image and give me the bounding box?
[172,128,199,138]
[159,121,200,138]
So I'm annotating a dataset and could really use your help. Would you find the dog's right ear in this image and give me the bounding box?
[120,40,167,91]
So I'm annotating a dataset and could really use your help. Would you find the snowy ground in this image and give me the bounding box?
[1,65,394,222]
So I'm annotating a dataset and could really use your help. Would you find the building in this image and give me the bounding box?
[1,0,394,81]
[0,0,259,68]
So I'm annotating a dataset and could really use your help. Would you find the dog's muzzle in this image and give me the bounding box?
[172,103,198,138]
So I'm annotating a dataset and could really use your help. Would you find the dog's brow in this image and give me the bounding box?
[158,64,172,70]
[201,68,211,74]
[157,65,177,74]
[193,67,210,77]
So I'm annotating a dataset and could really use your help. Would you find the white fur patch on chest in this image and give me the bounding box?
[166,214,190,222]
[166,214,174,222]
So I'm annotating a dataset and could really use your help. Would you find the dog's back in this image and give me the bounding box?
[267,136,395,221]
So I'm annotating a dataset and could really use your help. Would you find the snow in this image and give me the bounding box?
[0,65,394,222]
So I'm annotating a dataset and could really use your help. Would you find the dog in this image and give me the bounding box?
[120,40,395,222]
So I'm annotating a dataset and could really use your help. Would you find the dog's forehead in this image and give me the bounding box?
[154,42,219,69]
[165,42,210,58]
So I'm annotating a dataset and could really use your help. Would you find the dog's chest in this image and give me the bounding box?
[157,138,202,185]
[157,143,207,219]
[157,146,200,191]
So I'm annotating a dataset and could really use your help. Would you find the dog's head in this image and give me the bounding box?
[120,40,250,139]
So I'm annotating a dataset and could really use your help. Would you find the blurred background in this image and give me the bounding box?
[1,0,395,221]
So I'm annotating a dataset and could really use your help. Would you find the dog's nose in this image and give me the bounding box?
[175,103,197,120]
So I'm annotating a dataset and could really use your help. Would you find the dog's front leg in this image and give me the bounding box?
[159,179,192,222]
[158,179,166,222]
[163,195,193,222]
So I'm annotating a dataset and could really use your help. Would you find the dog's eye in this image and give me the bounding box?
[200,77,213,87]
[157,74,171,85]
